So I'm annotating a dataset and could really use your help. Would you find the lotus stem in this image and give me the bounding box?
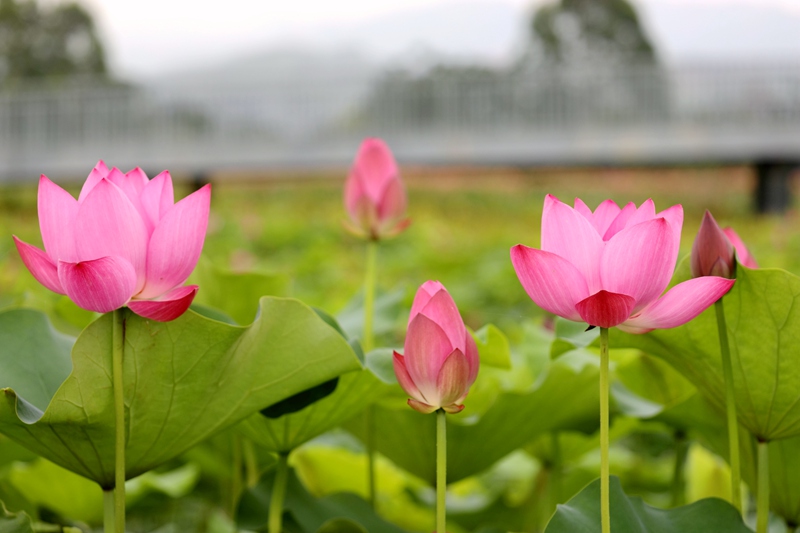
[243,438,260,488]
[103,489,114,533]
[363,239,379,508]
[269,452,289,533]
[112,308,126,533]
[715,299,742,512]
[756,440,770,533]
[670,430,688,507]
[231,433,243,517]
[599,327,610,533]
[550,431,562,512]
[436,408,447,533]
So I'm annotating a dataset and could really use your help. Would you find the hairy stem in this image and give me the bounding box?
[600,327,610,533]
[437,409,447,533]
[103,489,114,533]
[112,309,126,533]
[715,299,742,512]
[363,239,379,508]
[671,430,689,507]
[756,440,770,533]
[269,453,289,533]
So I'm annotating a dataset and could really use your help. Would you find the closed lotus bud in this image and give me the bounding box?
[691,211,736,279]
[343,138,410,241]
[393,281,480,414]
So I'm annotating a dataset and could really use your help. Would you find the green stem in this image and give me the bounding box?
[599,327,610,533]
[671,430,689,507]
[757,440,770,533]
[112,309,126,533]
[269,453,289,533]
[363,239,378,352]
[436,409,447,533]
[103,489,114,533]
[231,433,243,517]
[550,431,562,512]
[715,299,742,512]
[243,438,260,488]
[362,239,379,509]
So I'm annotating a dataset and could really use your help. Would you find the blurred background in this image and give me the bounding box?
[0,0,797,211]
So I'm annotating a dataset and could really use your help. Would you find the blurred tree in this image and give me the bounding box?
[527,0,657,66]
[0,0,107,84]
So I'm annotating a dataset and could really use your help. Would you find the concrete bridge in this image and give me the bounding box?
[0,63,798,211]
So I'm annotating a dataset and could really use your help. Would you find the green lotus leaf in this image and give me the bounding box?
[0,501,33,533]
[0,298,361,488]
[613,266,800,441]
[545,476,750,533]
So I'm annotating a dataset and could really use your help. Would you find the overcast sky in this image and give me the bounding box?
[74,0,800,78]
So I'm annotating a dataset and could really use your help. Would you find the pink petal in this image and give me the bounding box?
[626,199,657,227]
[576,290,636,328]
[600,217,676,313]
[657,204,684,263]
[351,138,398,204]
[603,201,637,240]
[573,198,593,220]
[125,167,150,195]
[574,198,622,237]
[442,403,465,414]
[78,161,110,202]
[464,331,480,386]
[38,175,78,262]
[73,179,149,293]
[409,281,446,325]
[408,399,438,414]
[417,289,466,353]
[343,173,368,222]
[376,177,407,227]
[541,195,604,293]
[723,227,758,269]
[140,171,175,228]
[510,245,589,321]
[106,167,151,234]
[619,277,735,334]
[138,184,211,299]
[13,237,64,294]
[392,351,426,403]
[58,257,136,313]
[128,285,198,322]
[404,314,454,404]
[436,348,471,406]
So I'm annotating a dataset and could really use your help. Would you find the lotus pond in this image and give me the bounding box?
[1,163,800,533]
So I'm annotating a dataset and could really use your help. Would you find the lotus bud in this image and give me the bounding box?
[393,281,479,414]
[691,210,736,279]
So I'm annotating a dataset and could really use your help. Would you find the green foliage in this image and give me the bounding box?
[614,266,800,441]
[545,476,751,532]
[0,501,32,533]
[0,0,107,84]
[0,299,361,487]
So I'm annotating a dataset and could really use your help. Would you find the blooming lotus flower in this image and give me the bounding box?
[393,281,479,414]
[344,138,410,240]
[13,161,211,321]
[510,195,735,334]
[691,210,757,278]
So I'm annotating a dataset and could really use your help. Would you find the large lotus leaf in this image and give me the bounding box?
[188,260,291,325]
[612,266,800,441]
[349,349,600,485]
[659,393,800,526]
[545,476,750,533]
[236,367,388,453]
[0,298,361,488]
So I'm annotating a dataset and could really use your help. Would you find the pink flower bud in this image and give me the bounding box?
[13,161,211,321]
[393,281,479,414]
[343,138,410,240]
[691,211,736,279]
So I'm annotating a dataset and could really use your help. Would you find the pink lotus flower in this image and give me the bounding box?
[393,281,479,414]
[13,161,211,321]
[510,195,735,334]
[691,210,758,278]
[344,138,410,240]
